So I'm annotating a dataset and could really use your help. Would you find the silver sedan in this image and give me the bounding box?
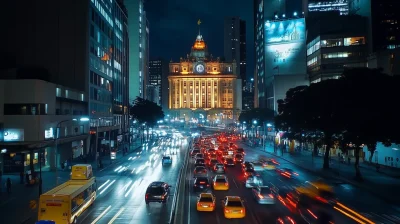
[252,186,275,204]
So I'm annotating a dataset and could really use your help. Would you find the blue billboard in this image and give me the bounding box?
[264,18,306,76]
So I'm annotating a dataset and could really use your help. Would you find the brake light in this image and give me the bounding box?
[224,208,230,213]
[213,182,216,186]
[207,184,210,187]
[258,194,264,199]
[194,184,197,187]
[145,193,149,200]
[200,181,205,184]
[269,194,274,198]
[316,196,328,203]
[240,209,244,213]
[161,195,165,199]
[197,202,201,206]
[224,183,228,186]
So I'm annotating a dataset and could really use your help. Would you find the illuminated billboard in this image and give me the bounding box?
[264,18,306,76]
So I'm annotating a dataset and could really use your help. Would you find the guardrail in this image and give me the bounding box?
[169,138,191,224]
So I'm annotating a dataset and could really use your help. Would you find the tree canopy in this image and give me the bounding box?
[276,68,400,179]
[129,97,164,127]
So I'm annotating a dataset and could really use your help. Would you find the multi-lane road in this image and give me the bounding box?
[76,136,188,224]
[73,133,399,224]
[183,141,400,224]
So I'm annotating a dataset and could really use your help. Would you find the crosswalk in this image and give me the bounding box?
[360,212,400,224]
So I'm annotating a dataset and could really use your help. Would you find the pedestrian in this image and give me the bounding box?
[6,177,12,194]
[20,171,24,184]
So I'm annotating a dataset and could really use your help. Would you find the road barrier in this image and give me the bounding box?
[169,139,191,224]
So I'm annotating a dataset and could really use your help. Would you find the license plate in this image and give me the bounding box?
[200,186,203,188]
[233,210,239,213]
[202,205,209,207]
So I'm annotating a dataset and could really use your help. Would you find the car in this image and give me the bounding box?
[195,158,206,167]
[212,175,229,190]
[242,161,253,169]
[224,158,235,166]
[191,149,201,157]
[145,181,171,204]
[234,154,244,163]
[208,154,218,160]
[252,186,275,204]
[208,159,219,168]
[263,161,276,170]
[207,148,216,156]
[221,196,246,219]
[251,162,265,171]
[193,177,211,192]
[194,153,205,160]
[296,181,337,205]
[196,193,216,212]
[193,166,208,178]
[276,168,299,179]
[162,156,172,165]
[213,163,226,174]
[245,175,263,188]
[242,166,256,177]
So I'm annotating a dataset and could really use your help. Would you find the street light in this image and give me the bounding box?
[54,117,89,186]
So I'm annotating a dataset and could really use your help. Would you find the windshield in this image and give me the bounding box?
[260,188,271,194]
[163,156,171,159]
[215,178,226,183]
[199,197,213,202]
[226,201,242,207]
[147,187,164,195]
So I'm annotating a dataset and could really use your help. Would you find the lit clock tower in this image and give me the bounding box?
[167,20,242,125]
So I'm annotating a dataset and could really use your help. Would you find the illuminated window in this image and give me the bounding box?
[344,37,365,46]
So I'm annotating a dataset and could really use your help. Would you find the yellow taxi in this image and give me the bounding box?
[263,161,276,170]
[221,196,246,219]
[196,193,216,212]
[212,175,229,191]
[296,181,335,204]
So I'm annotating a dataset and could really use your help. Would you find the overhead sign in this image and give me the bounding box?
[4,129,24,142]
[44,128,54,139]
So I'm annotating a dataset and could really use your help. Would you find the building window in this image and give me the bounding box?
[4,104,48,115]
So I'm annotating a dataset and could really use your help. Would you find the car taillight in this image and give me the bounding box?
[224,208,230,213]
[213,182,216,186]
[197,202,201,206]
[210,203,214,207]
[161,195,165,199]
[224,183,228,186]
[315,196,328,203]
[207,184,210,187]
[194,184,197,187]
[200,181,205,184]
[258,194,264,198]
[240,209,244,213]
[146,193,149,199]
[269,194,274,198]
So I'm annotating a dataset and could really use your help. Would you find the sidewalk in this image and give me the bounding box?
[0,139,143,224]
[244,142,400,205]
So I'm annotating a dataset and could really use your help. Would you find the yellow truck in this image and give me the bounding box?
[38,164,96,224]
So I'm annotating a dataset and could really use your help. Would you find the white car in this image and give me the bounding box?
[245,175,263,188]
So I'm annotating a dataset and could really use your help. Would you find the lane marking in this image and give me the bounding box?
[90,205,111,224]
[107,207,125,224]
[99,180,116,195]
[232,177,239,189]
[98,180,110,190]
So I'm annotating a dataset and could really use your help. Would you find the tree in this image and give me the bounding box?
[130,97,164,140]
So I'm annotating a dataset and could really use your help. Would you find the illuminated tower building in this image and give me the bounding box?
[168,23,242,125]
[254,0,308,111]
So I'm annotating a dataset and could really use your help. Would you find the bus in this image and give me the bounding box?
[38,164,96,224]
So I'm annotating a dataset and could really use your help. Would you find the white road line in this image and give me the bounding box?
[90,205,111,224]
[107,207,125,224]
[232,177,239,188]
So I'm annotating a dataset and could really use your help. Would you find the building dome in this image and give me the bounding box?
[193,34,206,50]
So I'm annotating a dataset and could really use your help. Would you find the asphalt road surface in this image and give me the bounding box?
[76,136,188,224]
[183,141,400,224]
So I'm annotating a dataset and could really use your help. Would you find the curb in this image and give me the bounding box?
[247,145,398,205]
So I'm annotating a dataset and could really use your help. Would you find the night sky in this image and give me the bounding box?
[145,0,254,79]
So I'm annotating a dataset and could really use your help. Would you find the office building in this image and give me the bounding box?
[254,0,308,111]
[224,17,247,110]
[307,15,368,83]
[146,85,160,105]
[149,59,169,109]
[168,32,241,124]
[0,0,129,172]
[351,0,400,53]
[126,0,150,101]
[367,48,400,76]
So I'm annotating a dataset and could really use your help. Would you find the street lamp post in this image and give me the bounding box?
[54,117,89,185]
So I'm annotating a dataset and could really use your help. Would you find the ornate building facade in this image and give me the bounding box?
[168,32,242,125]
